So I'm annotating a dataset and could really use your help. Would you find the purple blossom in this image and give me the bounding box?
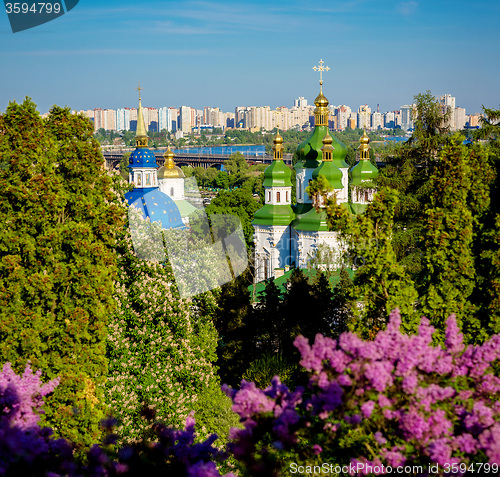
[361,400,375,418]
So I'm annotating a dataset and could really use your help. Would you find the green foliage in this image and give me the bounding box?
[0,98,124,448]
[204,188,260,249]
[418,135,483,342]
[323,184,419,338]
[242,353,295,389]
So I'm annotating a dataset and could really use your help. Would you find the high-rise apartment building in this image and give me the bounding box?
[294,96,308,108]
[93,108,116,132]
[335,105,351,130]
[371,111,383,130]
[116,108,131,132]
[439,94,456,130]
[400,105,414,131]
[158,107,177,132]
[179,106,191,134]
[357,105,371,129]
[454,107,467,131]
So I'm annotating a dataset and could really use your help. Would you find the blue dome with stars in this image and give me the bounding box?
[129,148,158,168]
[125,188,185,230]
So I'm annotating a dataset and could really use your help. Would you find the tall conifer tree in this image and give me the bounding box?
[0,99,124,447]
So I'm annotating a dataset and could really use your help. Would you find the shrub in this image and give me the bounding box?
[224,309,500,475]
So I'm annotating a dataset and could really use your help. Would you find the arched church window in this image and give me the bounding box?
[170,187,174,197]
[277,191,281,202]
[146,174,151,186]
[136,173,142,186]
[286,191,289,202]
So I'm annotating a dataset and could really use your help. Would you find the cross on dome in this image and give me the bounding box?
[313,59,330,85]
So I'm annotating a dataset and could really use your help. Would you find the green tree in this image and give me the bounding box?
[418,135,485,342]
[205,188,260,249]
[0,99,124,448]
[322,186,419,338]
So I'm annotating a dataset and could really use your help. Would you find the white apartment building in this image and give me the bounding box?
[357,105,371,129]
[371,111,383,130]
[158,107,177,132]
[179,106,191,134]
[116,108,131,132]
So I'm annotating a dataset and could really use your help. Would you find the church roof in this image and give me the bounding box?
[312,132,343,189]
[129,148,158,168]
[252,204,295,226]
[263,160,292,187]
[125,188,185,230]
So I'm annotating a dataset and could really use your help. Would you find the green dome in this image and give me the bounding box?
[295,126,348,170]
[263,160,292,187]
[312,161,343,190]
[350,160,379,187]
[294,202,350,231]
[252,204,295,226]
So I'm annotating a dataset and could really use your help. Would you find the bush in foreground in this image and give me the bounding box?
[2,309,500,476]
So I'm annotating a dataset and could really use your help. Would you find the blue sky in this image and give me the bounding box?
[1,0,499,115]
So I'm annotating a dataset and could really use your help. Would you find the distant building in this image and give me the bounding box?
[400,105,414,131]
[179,106,191,134]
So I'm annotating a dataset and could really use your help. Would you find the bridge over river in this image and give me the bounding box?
[103,150,293,170]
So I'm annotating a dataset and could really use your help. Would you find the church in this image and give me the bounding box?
[124,88,196,229]
[252,71,379,283]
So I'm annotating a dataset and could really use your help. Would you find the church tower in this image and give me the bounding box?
[350,130,379,214]
[125,85,184,231]
[293,131,343,269]
[294,60,348,215]
[127,85,159,189]
[252,132,295,282]
[157,147,198,225]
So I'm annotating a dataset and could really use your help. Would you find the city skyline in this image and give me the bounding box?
[1,0,499,115]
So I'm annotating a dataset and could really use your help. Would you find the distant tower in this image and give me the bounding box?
[350,130,379,214]
[125,84,184,230]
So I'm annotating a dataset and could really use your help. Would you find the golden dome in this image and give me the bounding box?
[321,132,334,161]
[274,131,284,144]
[314,86,329,108]
[360,130,370,145]
[157,147,184,178]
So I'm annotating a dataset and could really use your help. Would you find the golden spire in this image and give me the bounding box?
[272,130,284,161]
[358,130,370,160]
[312,59,330,127]
[321,131,334,161]
[135,82,148,148]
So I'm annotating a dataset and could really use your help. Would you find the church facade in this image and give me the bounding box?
[252,77,378,283]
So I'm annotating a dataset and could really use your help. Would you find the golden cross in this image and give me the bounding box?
[136,82,143,100]
[313,59,330,85]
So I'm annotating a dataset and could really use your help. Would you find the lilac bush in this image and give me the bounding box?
[3,309,500,476]
[0,362,234,476]
[224,309,500,476]
[0,361,75,475]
